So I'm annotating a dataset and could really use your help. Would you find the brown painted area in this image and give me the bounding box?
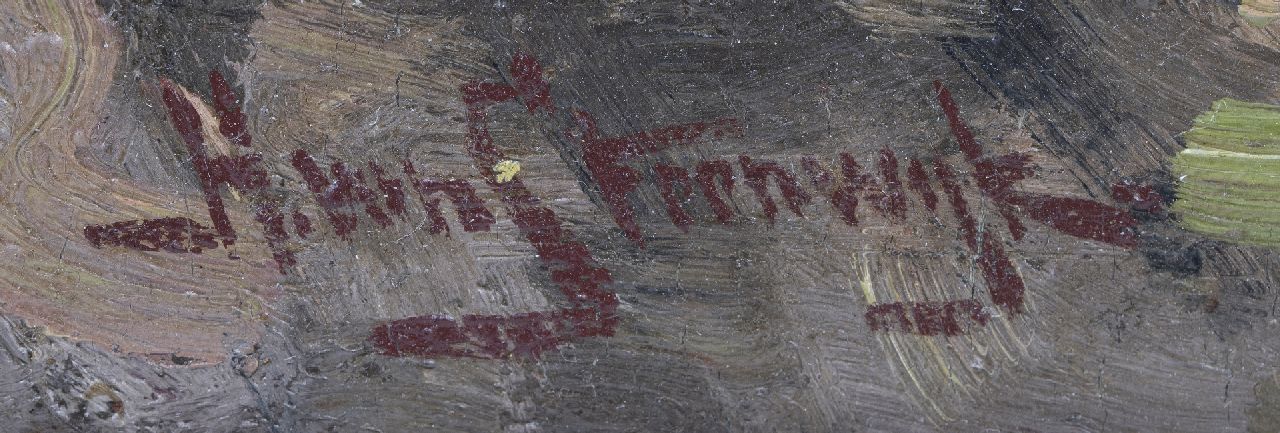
[84,217,218,254]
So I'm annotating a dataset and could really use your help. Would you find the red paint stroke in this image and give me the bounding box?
[290,150,397,239]
[866,299,990,336]
[1111,180,1164,213]
[572,109,741,246]
[934,159,1026,314]
[931,80,1137,249]
[1004,194,1137,248]
[932,161,978,250]
[136,72,501,271]
[209,70,251,148]
[924,81,1142,317]
[865,303,912,333]
[159,77,297,269]
[976,231,1025,313]
[933,83,983,163]
[254,202,295,269]
[905,157,939,212]
[695,160,738,224]
[801,157,835,191]
[137,75,299,271]
[371,53,618,359]
[369,162,408,220]
[654,163,694,232]
[815,151,907,226]
[739,155,811,224]
[1001,207,1027,241]
[839,153,878,221]
[291,210,313,239]
[160,79,237,245]
[84,217,219,254]
[403,161,496,235]
[874,147,908,221]
[207,73,300,269]
[802,155,858,226]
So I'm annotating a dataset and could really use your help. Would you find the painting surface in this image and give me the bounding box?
[0,1,1278,431]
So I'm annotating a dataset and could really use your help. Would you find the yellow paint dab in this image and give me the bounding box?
[494,160,521,183]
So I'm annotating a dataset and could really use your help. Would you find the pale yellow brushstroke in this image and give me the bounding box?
[854,251,876,303]
[172,82,236,157]
[855,252,952,422]
[494,160,521,183]
[892,257,968,395]
[852,247,1034,425]
[886,333,953,422]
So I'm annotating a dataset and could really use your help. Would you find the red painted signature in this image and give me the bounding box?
[84,54,1157,358]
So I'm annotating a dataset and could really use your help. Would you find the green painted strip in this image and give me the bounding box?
[1177,181,1280,202]
[1184,98,1280,155]
[1172,98,1280,247]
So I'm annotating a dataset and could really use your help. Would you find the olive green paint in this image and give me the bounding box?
[1173,99,1280,247]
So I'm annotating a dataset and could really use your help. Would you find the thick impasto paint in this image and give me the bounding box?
[1173,98,1280,247]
